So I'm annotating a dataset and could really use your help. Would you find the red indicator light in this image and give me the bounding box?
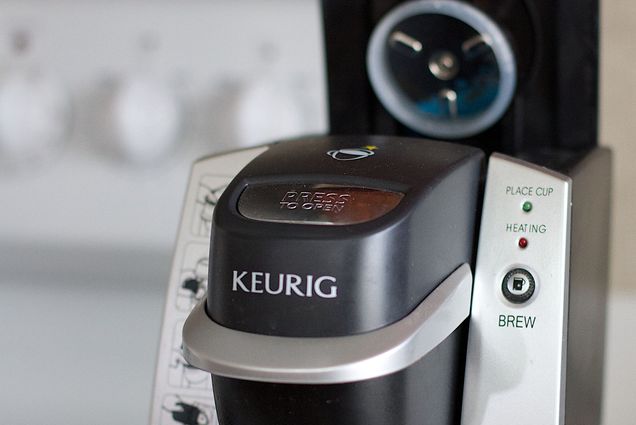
[518,237,528,249]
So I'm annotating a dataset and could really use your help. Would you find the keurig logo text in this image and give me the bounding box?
[327,145,377,161]
[232,271,338,298]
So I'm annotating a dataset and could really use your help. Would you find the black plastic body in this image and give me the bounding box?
[321,0,599,154]
[213,326,467,425]
[208,136,483,337]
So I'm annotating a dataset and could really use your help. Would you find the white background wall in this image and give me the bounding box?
[600,1,636,423]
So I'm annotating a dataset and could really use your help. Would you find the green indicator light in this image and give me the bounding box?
[522,201,533,213]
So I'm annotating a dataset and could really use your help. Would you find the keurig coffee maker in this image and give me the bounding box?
[150,1,611,424]
[184,136,482,424]
[178,136,609,425]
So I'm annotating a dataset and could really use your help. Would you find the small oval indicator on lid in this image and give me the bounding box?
[238,184,404,225]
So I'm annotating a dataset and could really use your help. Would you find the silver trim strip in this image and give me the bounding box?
[182,263,473,384]
[490,152,571,181]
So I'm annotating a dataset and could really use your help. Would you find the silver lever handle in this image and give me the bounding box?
[183,263,473,385]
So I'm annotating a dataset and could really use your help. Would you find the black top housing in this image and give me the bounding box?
[207,136,483,337]
[322,0,599,154]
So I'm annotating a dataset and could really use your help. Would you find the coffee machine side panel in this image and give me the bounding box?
[149,145,269,425]
[462,154,572,425]
[562,148,611,425]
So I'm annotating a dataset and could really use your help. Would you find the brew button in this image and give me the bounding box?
[502,268,536,304]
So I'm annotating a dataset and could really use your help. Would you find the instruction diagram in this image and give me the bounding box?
[160,394,216,425]
[192,175,234,237]
[176,243,210,312]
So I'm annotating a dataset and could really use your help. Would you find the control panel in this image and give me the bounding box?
[462,154,572,425]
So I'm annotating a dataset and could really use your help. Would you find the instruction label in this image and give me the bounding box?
[505,223,547,233]
[505,186,554,197]
[149,147,268,425]
[498,314,537,329]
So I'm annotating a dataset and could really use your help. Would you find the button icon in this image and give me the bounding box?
[502,268,536,304]
[512,277,525,291]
